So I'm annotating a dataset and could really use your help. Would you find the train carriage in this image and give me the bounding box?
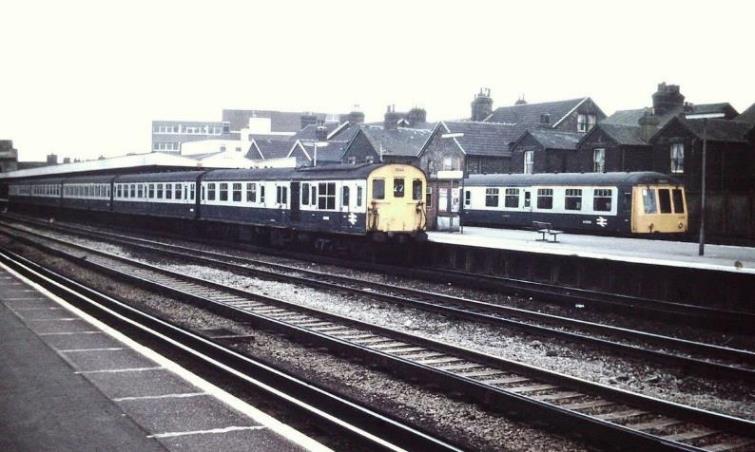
[9,177,64,209]
[200,163,427,239]
[462,172,687,234]
[112,171,202,220]
[62,175,116,212]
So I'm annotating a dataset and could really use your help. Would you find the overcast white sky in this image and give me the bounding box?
[1,0,753,162]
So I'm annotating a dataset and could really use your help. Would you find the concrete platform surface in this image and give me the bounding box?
[0,266,327,452]
[429,227,755,274]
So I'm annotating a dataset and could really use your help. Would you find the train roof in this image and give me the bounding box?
[201,163,386,182]
[464,172,683,187]
[63,174,119,184]
[114,171,207,183]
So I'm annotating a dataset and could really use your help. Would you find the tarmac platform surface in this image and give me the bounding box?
[428,227,755,275]
[0,265,326,452]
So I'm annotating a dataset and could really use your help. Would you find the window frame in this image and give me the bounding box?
[536,188,553,210]
[485,188,499,207]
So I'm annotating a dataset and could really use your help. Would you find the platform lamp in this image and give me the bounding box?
[698,118,707,256]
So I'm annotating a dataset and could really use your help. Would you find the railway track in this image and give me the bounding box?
[3,218,754,384]
[2,222,755,451]
[7,212,751,334]
[0,249,461,452]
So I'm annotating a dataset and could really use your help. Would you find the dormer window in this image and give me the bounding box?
[578,114,597,132]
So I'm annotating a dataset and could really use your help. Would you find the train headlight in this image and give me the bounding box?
[678,222,683,229]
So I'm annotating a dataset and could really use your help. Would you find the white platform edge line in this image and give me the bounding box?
[0,261,333,452]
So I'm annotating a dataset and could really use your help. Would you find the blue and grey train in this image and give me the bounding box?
[462,172,688,234]
[7,163,428,244]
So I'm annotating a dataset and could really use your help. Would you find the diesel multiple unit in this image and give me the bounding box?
[462,172,688,234]
[8,163,427,242]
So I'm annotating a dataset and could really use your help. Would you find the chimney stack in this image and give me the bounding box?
[638,108,661,141]
[348,110,365,125]
[46,153,58,165]
[384,105,401,130]
[471,88,493,121]
[652,82,685,116]
[406,107,427,127]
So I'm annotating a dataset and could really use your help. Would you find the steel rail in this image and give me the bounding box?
[3,224,754,451]
[4,219,754,383]
[0,247,463,452]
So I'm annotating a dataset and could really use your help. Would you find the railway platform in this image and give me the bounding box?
[429,227,755,274]
[422,227,755,309]
[0,265,326,452]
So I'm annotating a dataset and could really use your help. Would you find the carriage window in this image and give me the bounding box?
[276,186,288,204]
[232,183,242,202]
[207,183,216,201]
[311,185,316,206]
[485,188,499,207]
[373,179,385,200]
[565,189,582,211]
[393,178,405,198]
[465,190,471,206]
[219,183,228,201]
[166,183,172,199]
[117,185,122,198]
[412,179,422,201]
[130,184,136,198]
[175,184,182,200]
[301,183,310,205]
[148,184,155,199]
[672,189,685,213]
[157,184,164,199]
[593,188,612,212]
[357,186,363,207]
[246,183,256,202]
[342,186,350,206]
[137,184,144,198]
[504,188,520,208]
[658,189,672,213]
[260,185,265,203]
[190,184,195,201]
[537,188,553,209]
[318,182,336,210]
[642,188,656,214]
[524,191,531,208]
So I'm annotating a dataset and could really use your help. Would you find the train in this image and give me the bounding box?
[7,163,428,248]
[461,172,688,234]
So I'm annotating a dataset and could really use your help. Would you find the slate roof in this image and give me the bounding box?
[442,121,518,157]
[484,98,588,126]
[594,123,647,146]
[222,109,334,133]
[684,103,738,118]
[736,103,755,125]
[605,103,736,128]
[518,129,584,150]
[361,125,433,157]
[680,118,752,144]
[252,138,292,160]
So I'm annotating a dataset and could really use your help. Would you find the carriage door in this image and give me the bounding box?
[290,182,301,222]
[523,189,533,211]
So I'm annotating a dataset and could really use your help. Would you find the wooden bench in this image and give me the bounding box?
[532,221,562,243]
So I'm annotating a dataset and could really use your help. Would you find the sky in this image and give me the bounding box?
[1,0,753,162]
